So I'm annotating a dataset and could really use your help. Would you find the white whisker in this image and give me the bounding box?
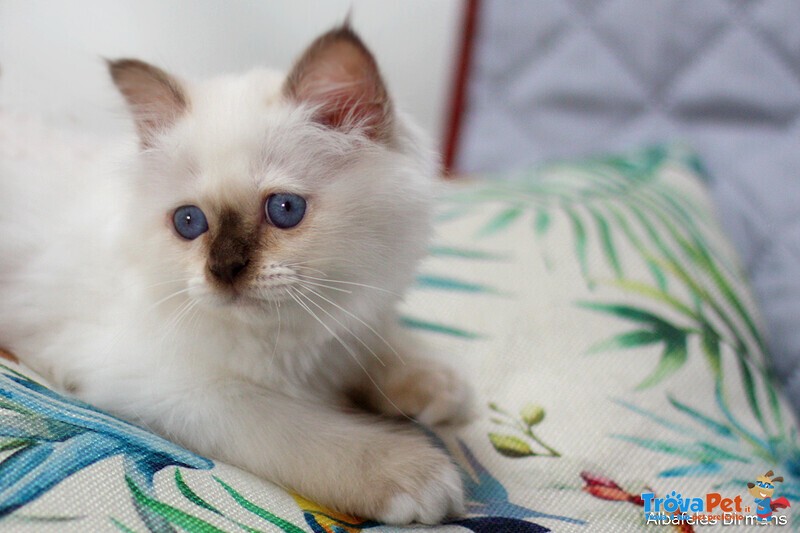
[296,283,404,365]
[282,263,328,277]
[159,297,197,346]
[294,286,385,367]
[141,277,193,290]
[266,295,282,376]
[147,286,193,312]
[288,287,360,363]
[286,276,352,294]
[287,257,357,266]
[292,274,400,296]
[286,287,413,422]
[184,300,204,347]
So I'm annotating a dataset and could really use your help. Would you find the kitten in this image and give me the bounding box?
[0,25,471,524]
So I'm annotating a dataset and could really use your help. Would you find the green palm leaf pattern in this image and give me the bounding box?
[415,274,501,295]
[445,144,788,456]
[609,396,800,498]
[400,245,507,340]
[124,476,229,533]
[399,316,483,340]
[476,205,525,237]
[115,470,307,533]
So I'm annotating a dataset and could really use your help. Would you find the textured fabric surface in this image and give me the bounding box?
[0,145,796,531]
[456,0,800,410]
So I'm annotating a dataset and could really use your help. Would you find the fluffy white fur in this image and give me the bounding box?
[0,27,470,523]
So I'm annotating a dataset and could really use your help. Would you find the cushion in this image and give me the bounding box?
[457,0,800,415]
[0,144,795,531]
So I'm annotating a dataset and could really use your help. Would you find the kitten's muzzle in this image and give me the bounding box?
[208,257,250,284]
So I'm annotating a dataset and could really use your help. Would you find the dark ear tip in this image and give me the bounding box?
[317,22,369,52]
[106,58,134,82]
[106,58,167,86]
[342,7,353,27]
[106,58,143,75]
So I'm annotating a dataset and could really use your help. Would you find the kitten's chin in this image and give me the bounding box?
[237,293,292,311]
[220,292,287,311]
[189,284,289,318]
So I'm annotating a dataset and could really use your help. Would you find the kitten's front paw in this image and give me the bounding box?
[372,442,464,524]
[382,360,473,427]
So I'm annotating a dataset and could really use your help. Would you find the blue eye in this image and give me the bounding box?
[173,205,208,240]
[266,193,306,229]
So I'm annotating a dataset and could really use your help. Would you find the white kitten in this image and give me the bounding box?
[0,26,471,523]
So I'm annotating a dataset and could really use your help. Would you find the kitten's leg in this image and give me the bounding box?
[151,382,463,524]
[355,325,474,427]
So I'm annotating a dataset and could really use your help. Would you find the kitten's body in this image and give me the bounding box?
[0,28,468,524]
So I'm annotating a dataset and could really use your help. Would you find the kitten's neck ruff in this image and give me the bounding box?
[140,281,390,390]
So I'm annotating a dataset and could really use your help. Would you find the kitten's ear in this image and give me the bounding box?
[107,59,188,147]
[283,25,393,142]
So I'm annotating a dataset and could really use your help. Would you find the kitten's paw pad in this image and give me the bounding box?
[377,457,464,524]
[385,362,473,426]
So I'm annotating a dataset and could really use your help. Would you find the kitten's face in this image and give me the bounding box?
[111,27,434,326]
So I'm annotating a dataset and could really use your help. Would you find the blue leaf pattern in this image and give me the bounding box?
[0,369,212,519]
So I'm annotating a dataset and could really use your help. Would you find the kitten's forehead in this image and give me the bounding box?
[174,68,344,196]
[194,68,286,113]
[186,69,285,162]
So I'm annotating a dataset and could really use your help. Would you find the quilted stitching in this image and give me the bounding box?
[461,0,800,167]
[750,0,800,83]
[591,0,731,94]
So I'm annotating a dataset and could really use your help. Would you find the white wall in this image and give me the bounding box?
[0,0,462,148]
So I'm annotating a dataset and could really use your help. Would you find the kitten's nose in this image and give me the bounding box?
[207,209,255,285]
[208,257,250,284]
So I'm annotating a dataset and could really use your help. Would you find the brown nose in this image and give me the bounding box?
[208,256,249,283]
[207,209,255,285]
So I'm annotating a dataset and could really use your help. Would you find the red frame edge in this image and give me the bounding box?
[443,0,480,177]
